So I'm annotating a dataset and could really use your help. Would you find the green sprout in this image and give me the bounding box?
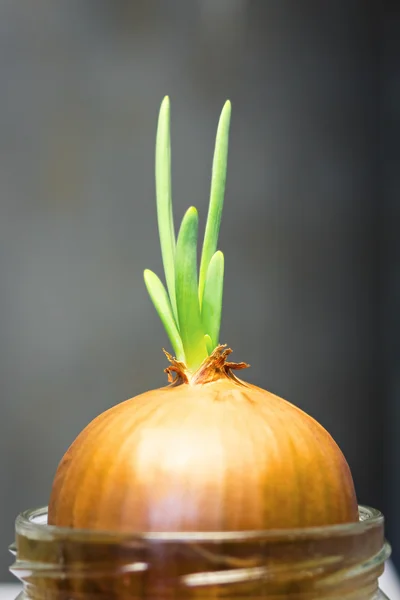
[144,97,231,372]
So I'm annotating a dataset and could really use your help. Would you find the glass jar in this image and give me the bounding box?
[10,505,391,600]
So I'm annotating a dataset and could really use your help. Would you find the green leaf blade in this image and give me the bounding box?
[204,334,213,354]
[201,250,224,348]
[198,100,231,307]
[175,207,208,371]
[155,96,178,321]
[144,269,185,362]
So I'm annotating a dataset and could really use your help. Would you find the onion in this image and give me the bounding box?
[48,98,358,531]
[49,346,358,531]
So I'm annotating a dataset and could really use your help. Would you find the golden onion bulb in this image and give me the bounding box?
[48,347,358,531]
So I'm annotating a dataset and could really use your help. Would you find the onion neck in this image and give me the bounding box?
[164,345,249,386]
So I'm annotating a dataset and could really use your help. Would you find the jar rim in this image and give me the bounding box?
[11,505,391,598]
[15,504,384,543]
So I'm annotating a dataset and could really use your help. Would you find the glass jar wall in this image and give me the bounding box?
[10,505,391,600]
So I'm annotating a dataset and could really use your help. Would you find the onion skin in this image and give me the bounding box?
[48,348,358,531]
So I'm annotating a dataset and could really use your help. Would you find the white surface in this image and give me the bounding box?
[0,585,19,600]
[381,560,400,599]
[1,561,400,599]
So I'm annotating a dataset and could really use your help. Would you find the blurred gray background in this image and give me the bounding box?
[0,0,398,581]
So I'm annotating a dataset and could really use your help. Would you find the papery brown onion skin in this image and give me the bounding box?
[48,366,358,531]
